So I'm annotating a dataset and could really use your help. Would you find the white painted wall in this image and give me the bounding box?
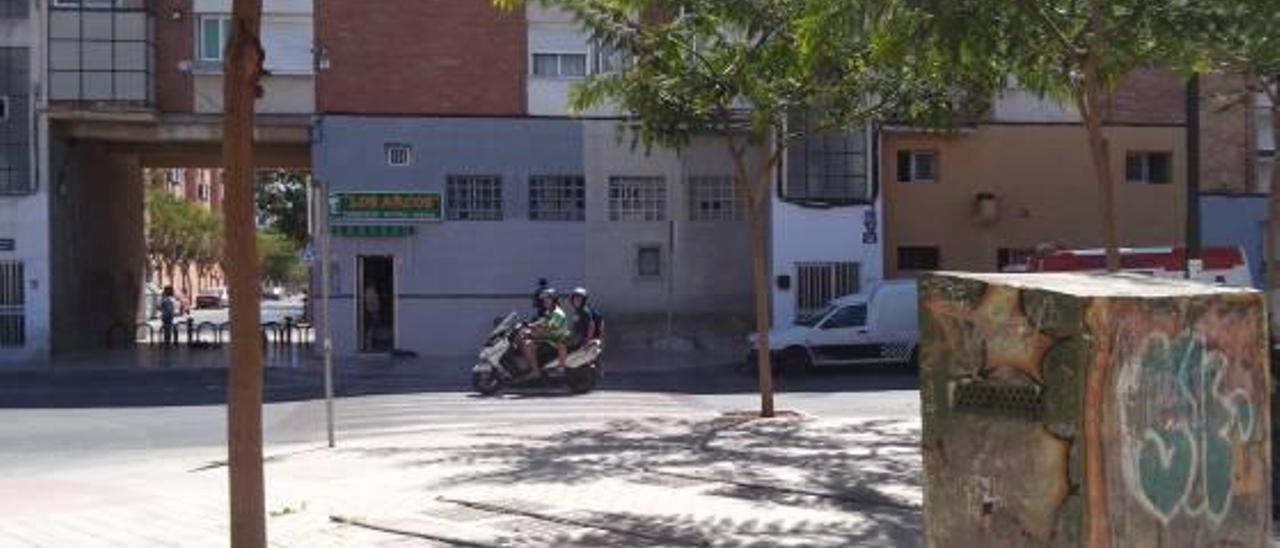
[526,6,620,117]
[0,4,51,365]
[991,88,1079,123]
[193,73,314,114]
[769,200,883,327]
[770,127,882,328]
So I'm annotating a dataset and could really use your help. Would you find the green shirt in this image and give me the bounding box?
[536,306,571,342]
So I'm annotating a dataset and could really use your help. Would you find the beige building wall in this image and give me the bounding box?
[883,124,1186,277]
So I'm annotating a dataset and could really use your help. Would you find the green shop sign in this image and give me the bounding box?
[329,191,442,221]
[331,224,416,238]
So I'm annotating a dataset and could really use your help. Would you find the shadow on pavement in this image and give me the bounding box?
[343,415,922,547]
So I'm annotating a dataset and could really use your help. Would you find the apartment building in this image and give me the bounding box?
[882,70,1192,278]
[0,0,43,361]
[312,3,765,356]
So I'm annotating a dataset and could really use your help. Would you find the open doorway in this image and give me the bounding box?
[357,255,395,353]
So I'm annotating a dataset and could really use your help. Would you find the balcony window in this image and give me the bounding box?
[532,53,588,78]
[199,16,230,63]
[1125,151,1172,184]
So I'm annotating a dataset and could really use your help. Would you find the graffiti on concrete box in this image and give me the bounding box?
[1116,331,1256,526]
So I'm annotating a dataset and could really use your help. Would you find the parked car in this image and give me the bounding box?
[748,280,919,372]
[262,286,285,301]
[196,287,230,309]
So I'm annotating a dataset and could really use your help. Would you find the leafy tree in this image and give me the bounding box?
[921,0,1188,271]
[255,170,310,248]
[146,185,225,298]
[495,0,992,416]
[256,229,306,288]
[1184,2,1280,299]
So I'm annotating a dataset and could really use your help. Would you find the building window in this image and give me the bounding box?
[385,144,412,167]
[997,247,1035,272]
[0,261,24,348]
[1125,151,1172,184]
[447,175,503,221]
[795,262,860,317]
[609,176,666,221]
[0,96,7,122]
[592,43,630,74]
[897,150,938,183]
[51,0,116,7]
[199,16,231,63]
[898,246,941,271]
[529,175,585,221]
[165,169,184,188]
[532,53,588,78]
[198,183,211,202]
[688,176,742,222]
[784,116,870,202]
[636,244,663,278]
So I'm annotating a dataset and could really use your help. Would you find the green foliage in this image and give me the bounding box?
[256,229,306,288]
[145,186,223,278]
[497,0,994,153]
[1184,0,1279,102]
[255,170,311,248]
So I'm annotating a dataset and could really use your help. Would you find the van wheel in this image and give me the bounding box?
[783,346,813,375]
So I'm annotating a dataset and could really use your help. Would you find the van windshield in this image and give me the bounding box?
[795,304,837,327]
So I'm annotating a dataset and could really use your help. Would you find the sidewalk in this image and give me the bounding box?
[0,413,925,547]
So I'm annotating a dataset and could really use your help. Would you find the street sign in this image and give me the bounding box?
[329,191,443,222]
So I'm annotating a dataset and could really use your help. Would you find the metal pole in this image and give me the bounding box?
[1185,73,1202,278]
[318,180,335,448]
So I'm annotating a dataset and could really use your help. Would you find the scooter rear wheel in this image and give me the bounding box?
[472,370,503,396]
[564,365,598,394]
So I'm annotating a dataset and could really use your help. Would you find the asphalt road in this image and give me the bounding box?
[0,368,919,474]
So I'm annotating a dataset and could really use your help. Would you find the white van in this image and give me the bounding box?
[749,280,919,370]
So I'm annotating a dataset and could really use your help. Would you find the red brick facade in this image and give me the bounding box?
[1200,74,1255,193]
[153,0,194,113]
[1105,68,1186,126]
[315,0,526,115]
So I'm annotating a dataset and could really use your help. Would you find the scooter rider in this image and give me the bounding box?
[568,287,602,345]
[520,288,570,373]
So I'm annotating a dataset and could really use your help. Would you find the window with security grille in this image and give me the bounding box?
[688,176,742,221]
[795,262,860,317]
[529,175,585,221]
[608,176,666,221]
[0,261,24,348]
[447,175,503,221]
[386,143,411,167]
[0,48,31,195]
[784,115,870,202]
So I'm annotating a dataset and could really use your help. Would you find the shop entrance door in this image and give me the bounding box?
[357,255,395,353]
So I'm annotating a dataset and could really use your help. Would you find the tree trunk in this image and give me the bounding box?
[1080,54,1121,273]
[747,201,775,418]
[222,1,265,546]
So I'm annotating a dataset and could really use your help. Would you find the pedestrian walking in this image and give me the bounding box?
[159,286,178,345]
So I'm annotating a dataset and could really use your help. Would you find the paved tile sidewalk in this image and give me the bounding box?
[0,413,925,547]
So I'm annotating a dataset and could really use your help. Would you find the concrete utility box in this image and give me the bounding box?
[919,272,1270,547]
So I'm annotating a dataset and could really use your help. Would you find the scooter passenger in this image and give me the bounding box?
[568,287,603,346]
[521,288,570,373]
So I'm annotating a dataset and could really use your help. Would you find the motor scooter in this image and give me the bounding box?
[471,312,603,396]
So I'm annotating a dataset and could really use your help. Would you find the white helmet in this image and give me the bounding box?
[571,287,589,299]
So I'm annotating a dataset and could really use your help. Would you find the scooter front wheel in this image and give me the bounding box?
[472,370,503,396]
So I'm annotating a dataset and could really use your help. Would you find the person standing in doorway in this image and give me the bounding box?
[159,286,178,345]
[532,278,549,319]
[363,283,381,351]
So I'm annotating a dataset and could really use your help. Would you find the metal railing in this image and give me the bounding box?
[0,261,24,348]
[795,261,860,317]
[109,316,315,349]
